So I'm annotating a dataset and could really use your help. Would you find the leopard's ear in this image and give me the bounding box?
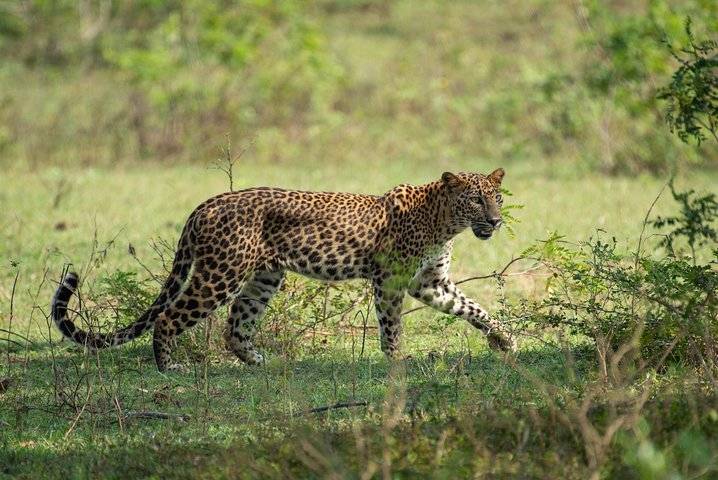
[488,168,505,187]
[441,172,464,192]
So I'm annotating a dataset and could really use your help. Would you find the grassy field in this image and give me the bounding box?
[2,0,718,478]
[2,163,717,478]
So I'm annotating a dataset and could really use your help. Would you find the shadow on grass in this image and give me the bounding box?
[3,337,593,432]
[0,339,629,479]
[1,340,594,480]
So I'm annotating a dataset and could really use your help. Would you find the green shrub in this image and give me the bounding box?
[95,270,156,323]
[531,183,718,367]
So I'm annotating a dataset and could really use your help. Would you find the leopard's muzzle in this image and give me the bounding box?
[472,218,502,240]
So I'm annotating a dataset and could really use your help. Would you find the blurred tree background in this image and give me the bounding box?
[0,0,715,173]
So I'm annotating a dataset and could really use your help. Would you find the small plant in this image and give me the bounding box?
[210,134,250,193]
[96,270,156,322]
[498,187,523,238]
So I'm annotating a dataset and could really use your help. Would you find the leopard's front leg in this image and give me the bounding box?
[409,277,516,351]
[408,244,516,352]
[372,278,406,359]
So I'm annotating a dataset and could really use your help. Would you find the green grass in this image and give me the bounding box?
[3,162,713,330]
[2,0,715,173]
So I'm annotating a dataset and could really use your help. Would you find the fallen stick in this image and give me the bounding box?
[125,411,191,421]
[293,401,369,418]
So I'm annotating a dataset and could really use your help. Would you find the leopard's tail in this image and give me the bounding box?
[51,233,193,349]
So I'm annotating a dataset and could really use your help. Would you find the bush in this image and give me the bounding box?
[530,183,718,368]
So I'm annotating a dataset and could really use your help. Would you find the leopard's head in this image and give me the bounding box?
[441,168,505,240]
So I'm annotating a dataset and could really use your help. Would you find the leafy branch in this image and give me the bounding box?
[649,179,718,262]
[659,17,718,145]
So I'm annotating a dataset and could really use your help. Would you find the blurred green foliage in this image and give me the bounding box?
[537,0,718,173]
[0,0,342,163]
[0,0,716,173]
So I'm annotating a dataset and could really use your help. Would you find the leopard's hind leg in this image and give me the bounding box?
[153,266,245,372]
[223,270,285,365]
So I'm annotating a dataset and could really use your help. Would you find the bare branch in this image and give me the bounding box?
[125,411,192,421]
[292,401,369,418]
[210,134,253,193]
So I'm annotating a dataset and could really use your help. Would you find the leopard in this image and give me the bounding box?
[51,168,517,372]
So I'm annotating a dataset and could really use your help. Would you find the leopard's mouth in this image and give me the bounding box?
[472,225,493,240]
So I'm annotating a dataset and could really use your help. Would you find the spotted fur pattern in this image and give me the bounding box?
[51,169,516,372]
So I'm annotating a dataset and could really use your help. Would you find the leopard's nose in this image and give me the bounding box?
[488,218,502,229]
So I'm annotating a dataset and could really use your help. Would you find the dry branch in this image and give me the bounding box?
[125,411,191,421]
[293,401,369,417]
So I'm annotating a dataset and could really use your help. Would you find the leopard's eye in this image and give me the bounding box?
[496,193,503,204]
[471,195,486,207]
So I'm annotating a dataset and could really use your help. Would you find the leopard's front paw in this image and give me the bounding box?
[166,363,191,374]
[487,333,517,353]
[381,345,403,361]
[239,350,265,366]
